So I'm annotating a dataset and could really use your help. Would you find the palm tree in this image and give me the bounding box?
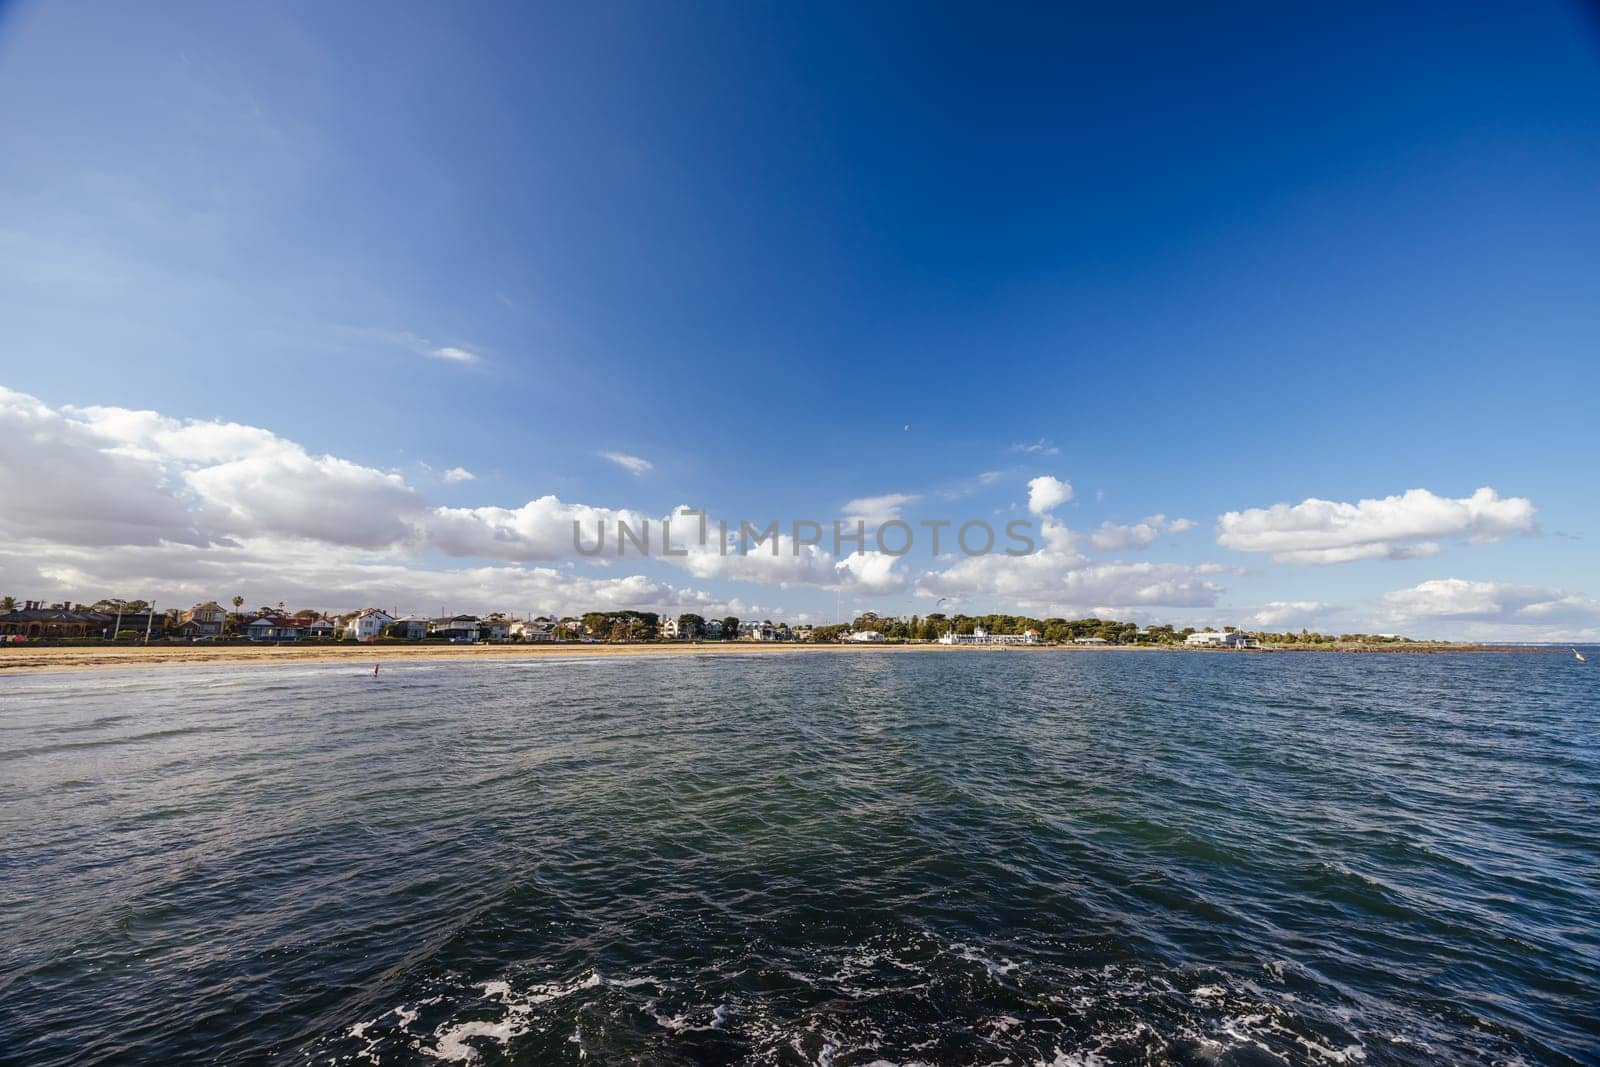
[232,595,244,612]
[1,595,15,612]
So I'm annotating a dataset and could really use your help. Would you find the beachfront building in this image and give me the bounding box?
[0,602,115,640]
[429,615,481,642]
[703,619,723,639]
[524,618,560,641]
[343,608,396,642]
[246,614,303,641]
[660,616,680,639]
[386,615,430,640]
[846,629,884,643]
[1073,636,1109,646]
[937,626,1041,646]
[303,617,338,640]
[178,601,226,637]
[1185,630,1250,648]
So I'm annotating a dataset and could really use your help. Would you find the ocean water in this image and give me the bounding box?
[1,650,1596,1066]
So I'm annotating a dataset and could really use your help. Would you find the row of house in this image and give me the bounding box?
[658,617,819,641]
[1,600,194,641]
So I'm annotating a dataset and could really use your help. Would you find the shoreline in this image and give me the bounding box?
[0,640,1562,676]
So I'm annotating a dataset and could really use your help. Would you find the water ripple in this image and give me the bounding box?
[1,651,1596,1064]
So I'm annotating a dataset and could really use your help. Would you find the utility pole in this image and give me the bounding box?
[143,601,155,645]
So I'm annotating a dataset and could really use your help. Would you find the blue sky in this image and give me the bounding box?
[2,1,1598,637]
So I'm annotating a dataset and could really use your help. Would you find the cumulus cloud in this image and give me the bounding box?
[1027,476,1073,515]
[1090,520,1160,552]
[425,497,650,562]
[1250,601,1329,628]
[0,388,909,610]
[0,536,736,620]
[1216,487,1535,564]
[598,451,653,476]
[841,493,919,523]
[1381,579,1600,627]
[0,389,209,548]
[1089,514,1198,551]
[442,467,475,483]
[913,517,1223,615]
[186,451,422,548]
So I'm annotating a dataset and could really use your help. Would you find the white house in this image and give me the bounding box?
[304,617,337,640]
[344,608,395,642]
[845,629,884,643]
[245,614,301,641]
[1186,630,1248,648]
[511,618,556,642]
[660,616,680,638]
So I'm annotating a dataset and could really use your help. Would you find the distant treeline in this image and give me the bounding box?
[454,610,1417,645]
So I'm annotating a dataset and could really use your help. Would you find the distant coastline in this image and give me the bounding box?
[0,640,1568,676]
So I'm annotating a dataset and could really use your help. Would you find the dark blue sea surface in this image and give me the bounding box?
[2,650,1597,1065]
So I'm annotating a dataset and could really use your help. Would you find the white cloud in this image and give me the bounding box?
[913,517,1223,615]
[1088,514,1197,551]
[442,467,475,483]
[841,493,919,523]
[1090,519,1159,551]
[1216,487,1535,564]
[0,389,209,548]
[186,451,422,549]
[598,451,653,476]
[1027,476,1073,515]
[1011,438,1060,456]
[0,388,911,612]
[1250,601,1328,628]
[0,536,738,620]
[1382,579,1600,628]
[353,328,483,367]
[425,497,651,562]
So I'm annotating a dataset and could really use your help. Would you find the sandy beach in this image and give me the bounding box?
[0,640,1549,675]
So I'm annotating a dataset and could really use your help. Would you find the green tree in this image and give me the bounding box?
[721,616,740,641]
[677,613,705,639]
[1,595,14,613]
